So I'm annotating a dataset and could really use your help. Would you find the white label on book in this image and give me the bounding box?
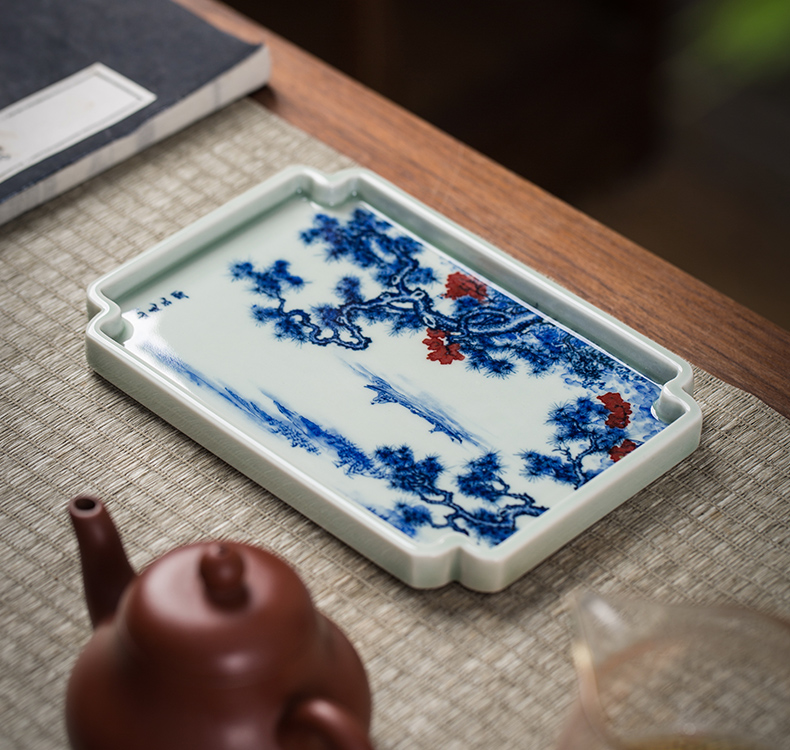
[0,63,156,184]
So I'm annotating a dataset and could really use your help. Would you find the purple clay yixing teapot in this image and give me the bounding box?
[66,495,373,750]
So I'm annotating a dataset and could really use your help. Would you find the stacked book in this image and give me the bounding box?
[0,0,271,225]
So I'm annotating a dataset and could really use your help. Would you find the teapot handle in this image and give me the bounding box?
[280,697,373,750]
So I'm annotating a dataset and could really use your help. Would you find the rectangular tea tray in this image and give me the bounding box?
[86,167,702,591]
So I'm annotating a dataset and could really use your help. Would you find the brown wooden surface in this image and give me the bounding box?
[179,0,790,419]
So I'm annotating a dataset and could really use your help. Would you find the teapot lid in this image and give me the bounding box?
[118,541,321,682]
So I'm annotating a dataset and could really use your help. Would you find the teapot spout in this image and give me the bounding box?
[69,495,135,628]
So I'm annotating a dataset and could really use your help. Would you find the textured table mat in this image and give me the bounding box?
[2,99,789,750]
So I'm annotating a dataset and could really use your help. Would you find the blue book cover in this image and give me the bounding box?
[0,0,270,224]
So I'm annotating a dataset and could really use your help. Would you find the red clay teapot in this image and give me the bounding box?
[66,495,373,750]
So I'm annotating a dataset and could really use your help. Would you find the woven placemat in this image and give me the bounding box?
[1,99,789,750]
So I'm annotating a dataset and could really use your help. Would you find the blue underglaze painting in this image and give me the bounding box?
[123,198,667,548]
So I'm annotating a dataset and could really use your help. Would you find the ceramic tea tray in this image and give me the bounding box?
[86,167,702,591]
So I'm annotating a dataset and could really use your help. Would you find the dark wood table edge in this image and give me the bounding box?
[178,0,790,420]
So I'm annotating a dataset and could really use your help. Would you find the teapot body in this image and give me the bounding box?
[66,612,371,750]
[66,496,372,750]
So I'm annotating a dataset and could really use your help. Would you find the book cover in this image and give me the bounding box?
[0,0,271,225]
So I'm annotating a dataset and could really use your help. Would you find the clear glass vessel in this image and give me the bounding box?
[558,593,790,750]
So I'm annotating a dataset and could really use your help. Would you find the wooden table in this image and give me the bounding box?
[180,0,790,420]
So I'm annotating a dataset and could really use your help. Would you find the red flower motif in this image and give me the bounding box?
[597,392,632,429]
[423,328,465,364]
[445,272,487,302]
[609,439,637,462]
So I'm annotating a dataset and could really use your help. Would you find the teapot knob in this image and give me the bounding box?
[199,543,247,607]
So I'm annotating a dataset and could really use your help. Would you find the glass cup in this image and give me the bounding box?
[557,593,790,750]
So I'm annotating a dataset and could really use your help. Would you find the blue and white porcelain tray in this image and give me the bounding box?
[86,167,702,591]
